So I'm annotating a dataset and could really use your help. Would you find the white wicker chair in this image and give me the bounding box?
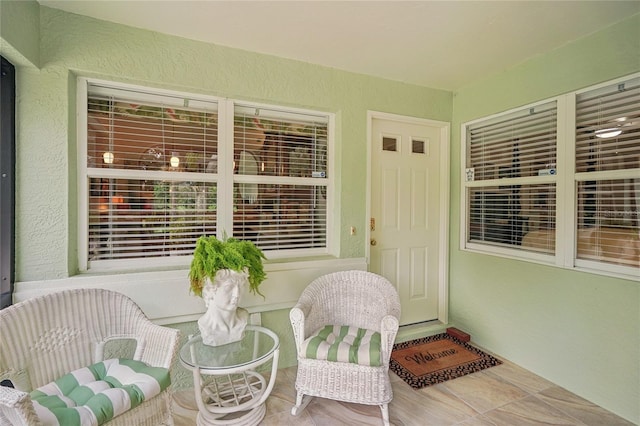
[0,288,180,426]
[289,270,400,426]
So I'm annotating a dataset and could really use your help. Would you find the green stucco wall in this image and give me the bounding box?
[4,3,639,423]
[0,0,40,67]
[450,14,640,424]
[16,6,451,282]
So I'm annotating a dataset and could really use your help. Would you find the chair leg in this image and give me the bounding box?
[291,391,312,416]
[379,403,390,426]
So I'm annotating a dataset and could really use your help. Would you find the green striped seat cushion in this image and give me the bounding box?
[301,325,382,366]
[30,358,170,426]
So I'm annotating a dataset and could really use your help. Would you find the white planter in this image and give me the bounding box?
[197,269,250,346]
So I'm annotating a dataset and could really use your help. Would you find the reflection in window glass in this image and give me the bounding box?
[575,77,639,269]
[87,97,218,173]
[412,139,425,154]
[382,137,397,152]
[576,178,639,268]
[469,184,556,252]
[233,183,327,250]
[88,177,216,260]
[234,109,328,179]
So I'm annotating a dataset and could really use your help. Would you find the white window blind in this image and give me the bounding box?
[81,80,332,269]
[86,82,219,263]
[462,73,639,280]
[232,105,328,251]
[575,76,640,269]
[465,102,557,252]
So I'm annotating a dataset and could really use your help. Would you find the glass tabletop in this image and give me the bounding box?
[180,325,279,371]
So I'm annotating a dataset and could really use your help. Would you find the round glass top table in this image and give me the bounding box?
[179,325,280,426]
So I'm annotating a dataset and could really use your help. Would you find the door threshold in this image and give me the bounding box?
[396,320,448,344]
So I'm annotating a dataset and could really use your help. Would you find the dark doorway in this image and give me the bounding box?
[1,56,16,309]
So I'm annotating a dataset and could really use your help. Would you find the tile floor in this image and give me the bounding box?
[172,359,634,426]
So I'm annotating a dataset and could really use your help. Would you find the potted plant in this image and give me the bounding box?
[189,235,267,346]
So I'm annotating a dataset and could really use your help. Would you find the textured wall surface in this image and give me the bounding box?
[16,6,451,282]
[450,14,640,424]
[0,0,40,67]
[6,3,640,422]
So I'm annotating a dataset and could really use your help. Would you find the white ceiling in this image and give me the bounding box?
[39,1,640,90]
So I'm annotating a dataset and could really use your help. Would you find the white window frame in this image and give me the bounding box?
[77,77,335,273]
[461,73,639,282]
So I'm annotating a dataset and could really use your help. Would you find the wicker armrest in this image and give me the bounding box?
[289,306,307,353]
[292,300,312,319]
[0,386,40,426]
[380,315,400,366]
[134,322,181,369]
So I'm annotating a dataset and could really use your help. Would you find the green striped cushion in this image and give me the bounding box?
[301,325,382,366]
[30,358,170,426]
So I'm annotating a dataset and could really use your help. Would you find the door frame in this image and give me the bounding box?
[366,111,450,325]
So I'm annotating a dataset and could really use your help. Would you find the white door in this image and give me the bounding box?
[369,114,449,326]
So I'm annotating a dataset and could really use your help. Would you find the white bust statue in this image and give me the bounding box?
[198,269,250,346]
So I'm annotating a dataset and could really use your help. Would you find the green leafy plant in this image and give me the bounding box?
[189,235,267,298]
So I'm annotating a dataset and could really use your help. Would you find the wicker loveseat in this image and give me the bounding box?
[289,270,401,426]
[0,288,180,426]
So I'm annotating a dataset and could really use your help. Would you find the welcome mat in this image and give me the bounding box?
[390,333,502,389]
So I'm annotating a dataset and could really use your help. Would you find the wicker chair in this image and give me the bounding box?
[0,288,180,426]
[290,270,400,425]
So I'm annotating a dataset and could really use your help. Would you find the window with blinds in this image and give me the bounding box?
[462,73,639,280]
[464,101,558,253]
[575,76,640,270]
[232,105,329,252]
[81,80,332,269]
[86,83,218,263]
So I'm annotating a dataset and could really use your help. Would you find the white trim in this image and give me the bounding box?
[366,110,451,325]
[232,174,328,186]
[464,97,560,128]
[465,241,556,265]
[437,121,451,325]
[325,112,337,257]
[77,78,90,271]
[460,121,469,253]
[557,93,576,269]
[574,259,640,282]
[575,169,640,181]
[86,167,218,182]
[218,99,234,237]
[574,72,640,96]
[235,103,330,123]
[85,77,225,107]
[14,257,368,325]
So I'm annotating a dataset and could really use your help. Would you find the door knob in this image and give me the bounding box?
[370,238,377,246]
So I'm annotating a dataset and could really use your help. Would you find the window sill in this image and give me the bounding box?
[14,257,367,324]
